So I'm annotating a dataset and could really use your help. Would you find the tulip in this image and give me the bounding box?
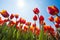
[0,17,4,25]
[39,15,44,21]
[54,16,60,24]
[48,16,54,22]
[25,22,31,26]
[24,25,28,32]
[30,26,34,33]
[8,21,16,27]
[4,18,9,22]
[55,23,60,28]
[48,6,59,15]
[39,15,44,24]
[35,27,40,35]
[32,23,36,28]
[1,10,9,18]
[10,14,14,19]
[15,14,19,19]
[33,15,38,21]
[33,8,40,14]
[19,17,26,24]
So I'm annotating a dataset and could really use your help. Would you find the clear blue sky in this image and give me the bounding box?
[0,0,60,29]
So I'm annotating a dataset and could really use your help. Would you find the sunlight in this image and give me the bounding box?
[17,0,26,9]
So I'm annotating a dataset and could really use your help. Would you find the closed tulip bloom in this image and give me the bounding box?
[33,8,40,14]
[55,23,60,28]
[54,16,60,24]
[48,6,59,15]
[1,10,9,18]
[0,17,4,25]
[39,15,44,24]
[15,14,19,19]
[10,14,14,19]
[39,15,44,21]
[33,15,38,21]
[48,16,54,22]
[24,25,28,32]
[19,17,26,24]
[25,22,31,26]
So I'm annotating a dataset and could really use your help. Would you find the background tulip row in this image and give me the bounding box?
[0,5,60,40]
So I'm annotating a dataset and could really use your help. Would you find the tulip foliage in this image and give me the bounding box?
[0,5,60,40]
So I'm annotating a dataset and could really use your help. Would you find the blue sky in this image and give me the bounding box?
[0,0,60,29]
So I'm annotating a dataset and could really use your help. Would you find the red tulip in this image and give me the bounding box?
[10,14,14,19]
[55,23,60,28]
[48,16,54,22]
[19,17,26,24]
[33,15,38,21]
[33,8,40,14]
[8,21,16,27]
[39,15,44,24]
[39,15,44,21]
[0,17,4,25]
[25,22,31,26]
[1,10,9,18]
[48,6,59,15]
[15,14,19,19]
[4,18,9,22]
[24,25,28,32]
[32,23,36,27]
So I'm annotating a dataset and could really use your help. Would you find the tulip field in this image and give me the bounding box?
[0,6,60,40]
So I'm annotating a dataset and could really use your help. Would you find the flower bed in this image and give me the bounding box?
[0,6,60,40]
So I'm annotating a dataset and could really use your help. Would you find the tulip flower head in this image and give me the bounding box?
[15,14,19,19]
[33,15,38,21]
[48,6,59,15]
[1,10,9,18]
[48,16,54,22]
[54,16,60,24]
[33,8,40,14]
[10,14,14,19]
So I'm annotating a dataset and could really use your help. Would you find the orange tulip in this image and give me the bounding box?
[33,8,40,14]
[48,6,59,15]
[54,16,60,24]
[30,26,34,33]
[1,10,9,18]
[35,27,40,35]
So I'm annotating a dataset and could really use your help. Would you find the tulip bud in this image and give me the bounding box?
[55,23,60,28]
[54,16,60,24]
[33,8,40,14]
[48,6,59,15]
[1,10,9,18]
[48,16,54,22]
[15,14,19,19]
[33,15,38,21]
[19,17,26,24]
[10,14,14,19]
